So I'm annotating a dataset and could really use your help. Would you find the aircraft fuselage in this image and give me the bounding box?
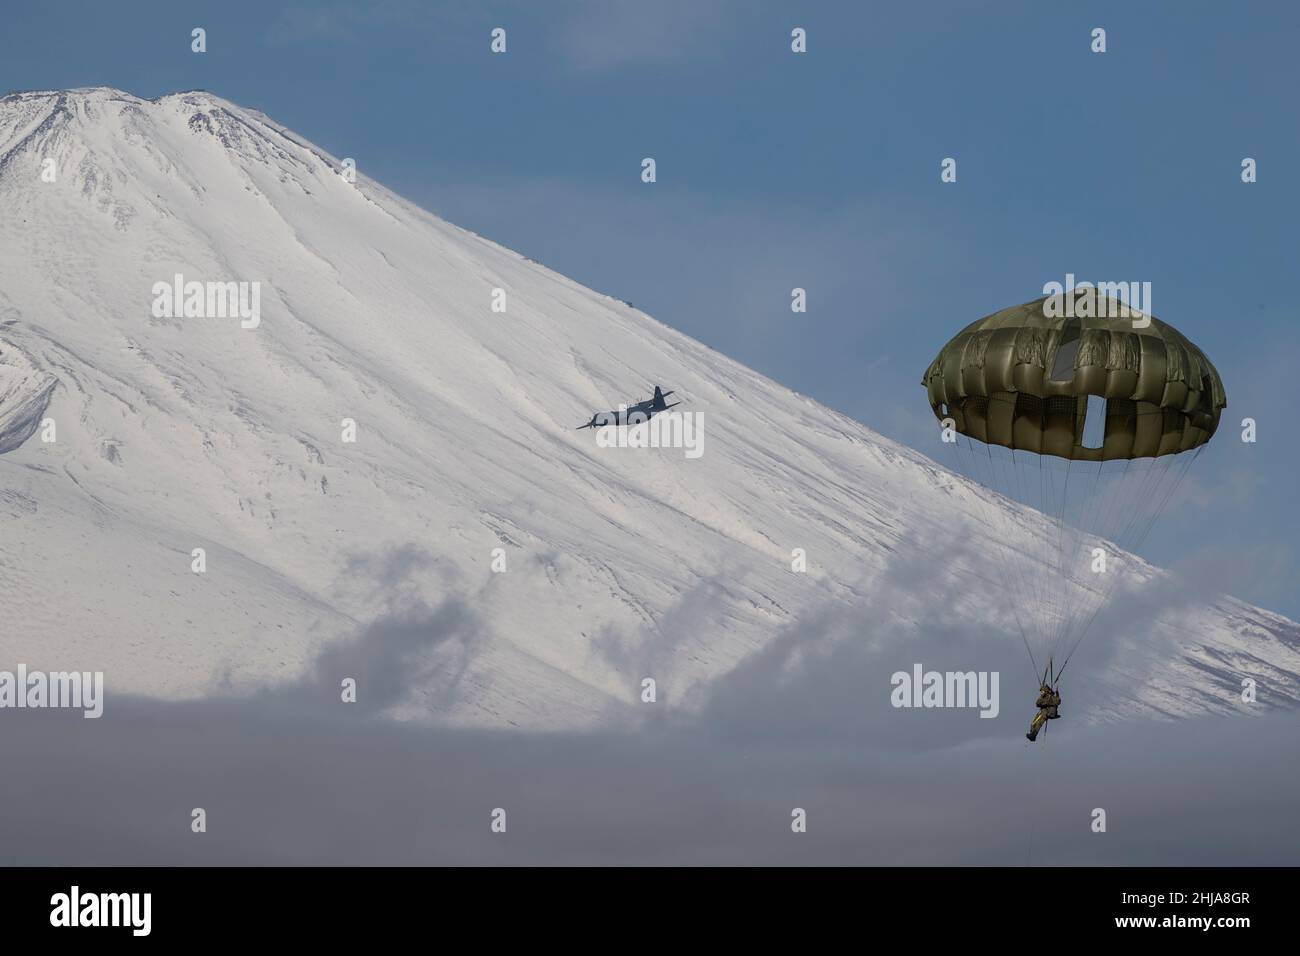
[577,386,678,430]
[591,402,660,427]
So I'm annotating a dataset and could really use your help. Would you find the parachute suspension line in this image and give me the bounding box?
[1055,456,1167,676]
[1033,456,1060,662]
[1035,453,1056,651]
[979,444,1043,684]
[989,445,1050,681]
[1057,447,1204,674]
[994,445,1051,652]
[1047,458,1105,666]
[1056,456,1136,661]
[952,436,1040,684]
[1095,460,1134,552]
[1045,457,1074,671]
[1008,450,1035,627]
[1040,463,1081,665]
[1051,451,1140,673]
[1148,452,1199,537]
[1110,453,1171,552]
[974,444,1041,659]
[1055,452,1131,666]
[1055,447,1149,671]
[1030,452,1061,652]
[1056,459,1156,671]
[1133,447,1203,554]
[1035,461,1055,661]
[1045,457,1072,660]
[1071,458,1166,634]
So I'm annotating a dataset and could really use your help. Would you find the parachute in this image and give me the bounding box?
[921,290,1226,682]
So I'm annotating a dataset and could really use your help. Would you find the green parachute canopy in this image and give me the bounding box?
[922,290,1226,683]
[922,291,1225,461]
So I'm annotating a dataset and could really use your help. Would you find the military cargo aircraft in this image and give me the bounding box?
[576,386,679,429]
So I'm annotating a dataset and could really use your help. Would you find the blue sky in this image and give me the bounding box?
[4,0,1297,617]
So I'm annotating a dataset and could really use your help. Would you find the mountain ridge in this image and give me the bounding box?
[1,87,1297,729]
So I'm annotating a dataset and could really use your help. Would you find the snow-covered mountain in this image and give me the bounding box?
[2,87,1297,728]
